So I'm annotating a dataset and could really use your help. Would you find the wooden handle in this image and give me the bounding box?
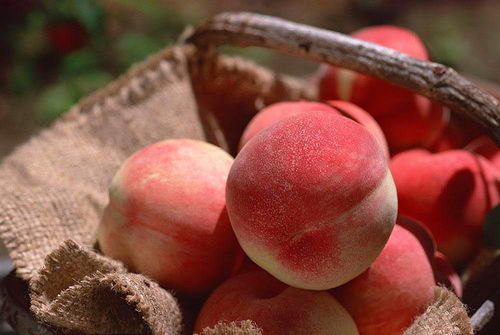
[186,12,500,144]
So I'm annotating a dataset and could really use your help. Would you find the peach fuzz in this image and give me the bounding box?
[326,100,389,159]
[195,270,359,335]
[318,25,447,152]
[239,100,389,159]
[226,111,397,290]
[390,149,500,265]
[331,225,435,335]
[238,101,336,150]
[97,139,242,295]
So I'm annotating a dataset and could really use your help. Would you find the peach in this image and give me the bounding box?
[465,136,500,170]
[231,257,263,276]
[195,270,359,335]
[226,110,397,290]
[375,98,446,153]
[431,113,486,152]
[395,217,462,296]
[390,149,500,265]
[396,216,461,296]
[318,25,448,152]
[239,100,389,159]
[331,224,435,335]
[318,25,429,112]
[396,215,436,262]
[434,251,462,298]
[97,139,242,295]
[239,101,336,150]
[326,100,389,159]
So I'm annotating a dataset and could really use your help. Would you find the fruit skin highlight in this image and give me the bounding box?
[390,149,500,265]
[226,110,398,290]
[97,139,242,295]
[239,100,389,159]
[195,270,359,335]
[318,25,447,152]
[239,101,336,150]
[326,100,389,159]
[331,224,435,335]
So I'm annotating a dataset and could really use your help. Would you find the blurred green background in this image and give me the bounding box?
[0,0,499,159]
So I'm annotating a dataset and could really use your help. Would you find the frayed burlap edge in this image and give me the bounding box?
[62,46,192,122]
[187,47,316,153]
[403,287,472,335]
[30,240,183,335]
[0,44,206,282]
[62,44,316,154]
[196,321,262,335]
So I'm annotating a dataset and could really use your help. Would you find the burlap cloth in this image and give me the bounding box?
[0,44,473,334]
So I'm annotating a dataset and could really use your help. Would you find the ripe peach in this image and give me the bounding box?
[318,25,429,112]
[434,251,462,298]
[390,149,500,265]
[326,100,389,159]
[431,113,485,152]
[97,139,242,295]
[239,100,389,159]
[226,110,397,290]
[465,136,500,170]
[195,270,359,335]
[376,98,446,153]
[239,101,337,150]
[231,257,263,276]
[396,215,436,262]
[331,224,435,335]
[394,217,461,296]
[318,25,447,152]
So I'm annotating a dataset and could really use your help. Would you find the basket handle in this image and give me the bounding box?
[186,12,500,144]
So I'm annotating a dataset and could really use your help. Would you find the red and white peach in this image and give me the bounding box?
[239,101,336,150]
[465,136,500,170]
[331,224,435,335]
[97,139,242,295]
[195,270,359,335]
[433,251,462,298]
[318,25,448,152]
[390,149,500,265]
[326,100,389,159]
[239,100,389,159]
[227,110,397,290]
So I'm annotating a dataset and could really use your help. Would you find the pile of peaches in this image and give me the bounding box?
[96,25,500,335]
